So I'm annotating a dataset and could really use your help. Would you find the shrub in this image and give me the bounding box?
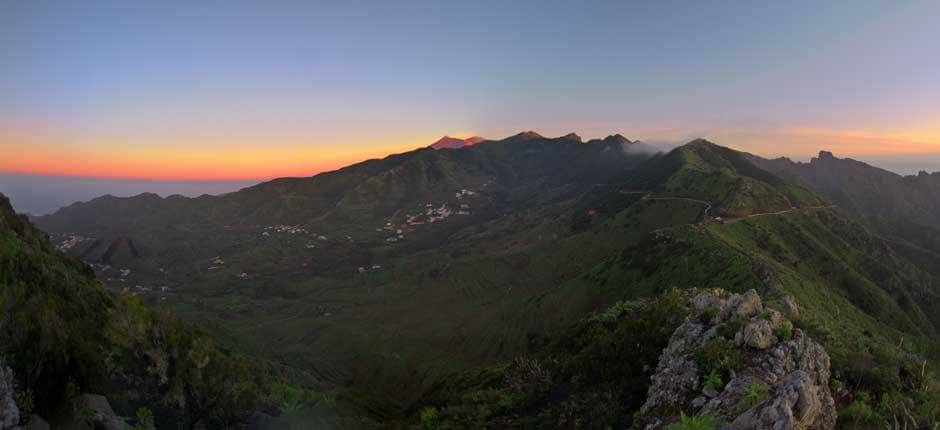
[665,413,722,430]
[717,315,745,339]
[830,378,844,393]
[703,369,723,392]
[701,306,720,322]
[695,338,743,381]
[418,407,439,429]
[838,393,881,427]
[740,383,769,410]
[272,382,335,413]
[775,321,794,342]
[134,407,156,430]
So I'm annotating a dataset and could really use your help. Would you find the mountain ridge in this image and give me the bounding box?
[24,135,940,426]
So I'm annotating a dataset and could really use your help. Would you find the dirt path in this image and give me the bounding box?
[612,188,834,226]
[721,205,834,225]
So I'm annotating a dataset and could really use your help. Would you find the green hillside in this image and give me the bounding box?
[29,135,940,427]
[0,193,272,428]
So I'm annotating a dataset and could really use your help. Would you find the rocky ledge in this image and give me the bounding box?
[637,289,835,430]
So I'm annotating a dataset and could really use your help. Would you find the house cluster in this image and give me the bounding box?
[265,225,309,234]
[123,284,174,298]
[132,285,173,294]
[380,222,407,243]
[56,235,89,251]
[119,268,131,278]
[357,264,382,274]
[377,188,482,243]
[426,203,453,223]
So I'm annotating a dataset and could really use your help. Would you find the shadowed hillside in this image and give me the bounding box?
[0,193,271,428]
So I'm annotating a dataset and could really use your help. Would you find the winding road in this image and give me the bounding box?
[614,188,834,225]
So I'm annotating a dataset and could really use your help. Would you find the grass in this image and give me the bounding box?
[664,413,722,430]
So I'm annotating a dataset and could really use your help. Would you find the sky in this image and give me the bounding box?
[2,1,940,208]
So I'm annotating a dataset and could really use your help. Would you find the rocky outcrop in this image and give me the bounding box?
[22,416,48,430]
[0,365,19,430]
[638,289,835,430]
[66,394,131,430]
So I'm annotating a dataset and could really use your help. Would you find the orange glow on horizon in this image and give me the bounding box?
[4,124,940,181]
[0,127,439,181]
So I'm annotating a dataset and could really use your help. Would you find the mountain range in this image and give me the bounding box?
[6,132,939,428]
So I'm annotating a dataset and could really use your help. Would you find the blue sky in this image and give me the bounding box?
[2,1,939,203]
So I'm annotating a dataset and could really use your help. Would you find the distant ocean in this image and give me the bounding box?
[0,172,259,215]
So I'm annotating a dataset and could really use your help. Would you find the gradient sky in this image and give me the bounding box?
[3,1,940,181]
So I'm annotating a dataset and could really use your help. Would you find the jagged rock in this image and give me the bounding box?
[0,365,19,430]
[782,295,800,319]
[71,394,131,430]
[730,371,831,430]
[638,289,835,430]
[735,320,777,349]
[732,289,763,319]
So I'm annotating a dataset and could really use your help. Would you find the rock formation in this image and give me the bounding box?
[638,289,835,430]
[0,365,19,430]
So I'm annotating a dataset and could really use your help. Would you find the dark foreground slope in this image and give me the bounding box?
[0,193,267,428]
[32,136,940,428]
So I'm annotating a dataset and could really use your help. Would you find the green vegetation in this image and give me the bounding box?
[775,320,794,341]
[664,412,722,430]
[703,369,723,392]
[403,291,690,428]
[0,194,270,427]
[740,383,769,410]
[23,136,940,425]
[695,339,744,383]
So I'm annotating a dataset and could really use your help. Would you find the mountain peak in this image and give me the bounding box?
[560,132,582,143]
[518,130,544,139]
[430,135,486,149]
[686,138,716,147]
[603,134,632,145]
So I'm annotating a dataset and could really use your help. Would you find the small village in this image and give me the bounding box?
[264,224,309,234]
[55,234,90,252]
[380,187,481,243]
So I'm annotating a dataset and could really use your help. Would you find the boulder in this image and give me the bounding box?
[730,371,833,430]
[782,295,801,320]
[735,319,777,349]
[733,289,763,319]
[0,365,19,430]
[71,394,131,430]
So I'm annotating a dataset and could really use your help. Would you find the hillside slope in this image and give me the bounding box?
[31,136,940,425]
[0,193,267,428]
